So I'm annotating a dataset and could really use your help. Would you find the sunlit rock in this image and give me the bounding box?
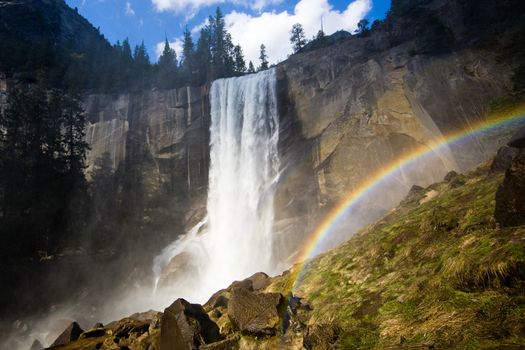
[227,287,284,336]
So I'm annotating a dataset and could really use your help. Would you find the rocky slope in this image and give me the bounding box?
[42,129,525,350]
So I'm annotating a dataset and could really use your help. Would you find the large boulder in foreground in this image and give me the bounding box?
[495,149,525,227]
[49,322,84,347]
[160,298,222,350]
[227,287,284,336]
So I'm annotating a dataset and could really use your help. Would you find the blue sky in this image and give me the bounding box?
[65,0,391,64]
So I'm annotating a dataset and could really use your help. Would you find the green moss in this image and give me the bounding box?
[284,169,525,349]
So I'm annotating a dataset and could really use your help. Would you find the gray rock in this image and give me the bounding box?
[490,146,519,173]
[160,298,222,350]
[246,272,271,291]
[444,171,459,182]
[50,322,84,347]
[227,287,283,336]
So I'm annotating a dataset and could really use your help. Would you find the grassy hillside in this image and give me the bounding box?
[269,164,525,349]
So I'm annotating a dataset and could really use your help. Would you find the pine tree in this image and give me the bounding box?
[133,41,151,89]
[290,23,307,53]
[157,38,178,89]
[356,19,370,35]
[181,28,195,85]
[248,61,255,73]
[233,44,246,73]
[0,85,89,254]
[210,7,226,78]
[133,41,150,67]
[259,44,269,71]
[121,39,133,66]
[195,28,212,84]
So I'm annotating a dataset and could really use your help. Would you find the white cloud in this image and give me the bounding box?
[151,0,283,16]
[125,1,135,16]
[155,38,184,59]
[222,0,372,66]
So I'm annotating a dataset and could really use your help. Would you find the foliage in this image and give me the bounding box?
[0,85,89,256]
[157,39,179,90]
[290,23,307,53]
[259,44,269,71]
[355,19,370,36]
[383,4,455,54]
[0,5,255,92]
[248,61,256,73]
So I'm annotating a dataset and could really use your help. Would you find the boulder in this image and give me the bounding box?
[160,298,222,350]
[403,185,425,202]
[302,324,339,350]
[490,146,519,173]
[50,322,84,347]
[508,126,525,149]
[227,287,284,336]
[495,149,525,227]
[246,272,271,291]
[444,171,458,182]
[444,170,465,188]
[205,272,271,311]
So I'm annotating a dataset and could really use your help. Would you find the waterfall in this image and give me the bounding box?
[153,69,280,303]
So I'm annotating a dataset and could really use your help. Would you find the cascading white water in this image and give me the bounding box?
[152,68,280,302]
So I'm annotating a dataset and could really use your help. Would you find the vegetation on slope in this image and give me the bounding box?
[269,164,525,349]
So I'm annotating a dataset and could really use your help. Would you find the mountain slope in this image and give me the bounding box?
[0,0,117,89]
[268,159,525,348]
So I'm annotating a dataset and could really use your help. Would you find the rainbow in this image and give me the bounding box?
[291,106,525,291]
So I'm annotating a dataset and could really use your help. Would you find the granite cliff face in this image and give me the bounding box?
[84,86,210,220]
[82,37,517,265]
[272,38,517,261]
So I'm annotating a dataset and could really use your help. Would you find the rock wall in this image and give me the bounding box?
[83,35,517,266]
[272,36,516,262]
[84,86,210,225]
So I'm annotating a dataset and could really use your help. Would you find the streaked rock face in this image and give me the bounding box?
[272,38,516,261]
[83,86,210,206]
[83,36,516,265]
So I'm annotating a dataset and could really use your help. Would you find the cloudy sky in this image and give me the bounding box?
[65,0,391,65]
